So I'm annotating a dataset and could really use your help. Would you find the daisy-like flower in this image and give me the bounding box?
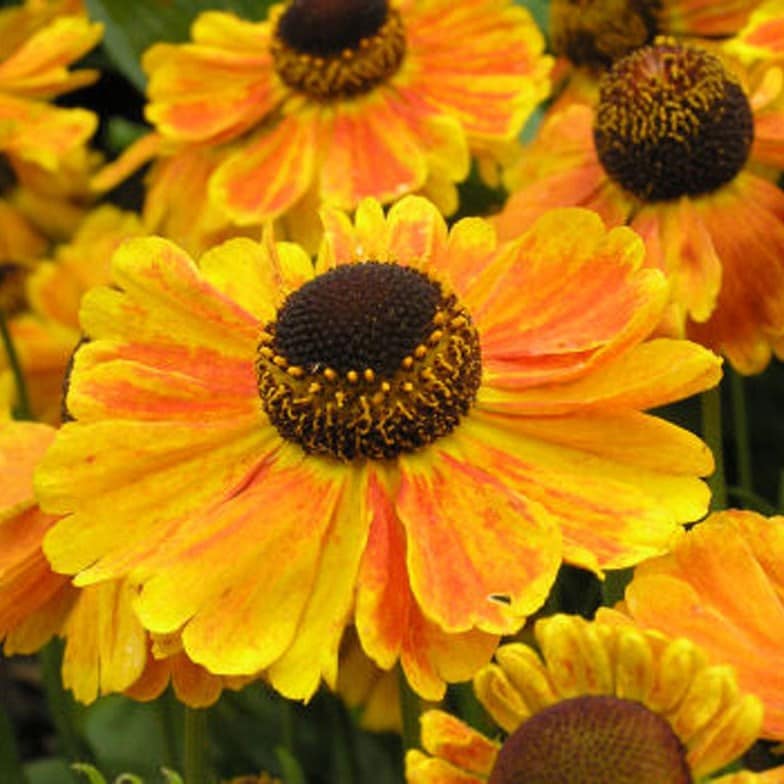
[37,197,720,701]
[496,39,784,373]
[0,420,234,707]
[0,0,101,265]
[406,612,782,784]
[99,0,550,243]
[0,206,146,422]
[625,509,784,741]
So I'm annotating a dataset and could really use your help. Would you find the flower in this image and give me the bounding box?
[97,0,550,246]
[406,612,780,783]
[625,509,784,741]
[495,39,784,373]
[0,205,146,422]
[37,196,720,701]
[0,420,234,707]
[0,1,102,264]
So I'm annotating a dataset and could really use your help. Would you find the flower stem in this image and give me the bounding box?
[729,368,753,496]
[0,702,27,784]
[397,665,421,751]
[701,386,727,510]
[183,707,210,784]
[0,311,31,420]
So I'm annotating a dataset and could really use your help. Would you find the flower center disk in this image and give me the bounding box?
[550,0,661,69]
[256,262,482,461]
[488,695,693,784]
[271,0,406,101]
[593,40,754,201]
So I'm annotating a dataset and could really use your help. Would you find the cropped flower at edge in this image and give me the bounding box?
[0,420,238,708]
[95,0,551,251]
[406,612,781,784]
[496,37,784,374]
[625,509,784,741]
[36,196,720,702]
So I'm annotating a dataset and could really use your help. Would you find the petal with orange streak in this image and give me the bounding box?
[39,419,278,583]
[626,512,784,739]
[406,749,484,784]
[479,338,722,415]
[660,0,756,36]
[634,197,723,323]
[317,198,390,274]
[61,581,148,703]
[268,465,371,699]
[0,420,54,516]
[687,174,784,374]
[397,442,561,635]
[457,411,710,572]
[319,97,427,210]
[170,652,224,708]
[211,115,315,225]
[386,195,449,271]
[172,460,347,676]
[78,236,259,356]
[420,710,500,776]
[355,470,412,671]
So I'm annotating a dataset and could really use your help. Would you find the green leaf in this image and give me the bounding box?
[274,747,306,784]
[84,0,276,90]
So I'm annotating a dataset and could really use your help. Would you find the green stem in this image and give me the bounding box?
[39,640,89,763]
[0,311,31,420]
[397,665,421,752]
[0,701,27,784]
[701,386,727,510]
[729,368,753,497]
[183,707,210,784]
[156,689,181,771]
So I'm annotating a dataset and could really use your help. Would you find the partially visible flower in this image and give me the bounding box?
[407,612,778,783]
[625,509,784,741]
[0,1,101,264]
[0,420,238,708]
[97,0,550,248]
[496,40,784,373]
[0,205,145,422]
[37,197,719,702]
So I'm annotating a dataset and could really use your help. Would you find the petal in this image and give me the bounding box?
[386,195,449,271]
[319,96,428,209]
[457,412,710,572]
[210,115,316,224]
[405,750,484,784]
[0,421,54,517]
[397,438,561,634]
[419,710,499,776]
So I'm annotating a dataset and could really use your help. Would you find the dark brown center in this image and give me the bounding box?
[489,695,693,784]
[256,262,481,461]
[593,40,754,201]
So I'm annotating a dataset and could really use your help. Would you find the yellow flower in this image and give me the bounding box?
[96,0,550,249]
[407,612,780,783]
[496,38,784,373]
[625,509,784,741]
[37,197,719,701]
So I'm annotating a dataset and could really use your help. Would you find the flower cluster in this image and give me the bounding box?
[0,0,783,781]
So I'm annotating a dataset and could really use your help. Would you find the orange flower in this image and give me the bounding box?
[99,0,550,247]
[407,612,778,783]
[496,39,784,373]
[0,1,101,264]
[36,197,719,701]
[625,509,784,741]
[0,206,146,423]
[0,419,237,707]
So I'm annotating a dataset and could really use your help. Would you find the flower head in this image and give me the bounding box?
[37,197,719,700]
[97,0,550,250]
[496,38,784,373]
[406,612,777,783]
[625,509,784,740]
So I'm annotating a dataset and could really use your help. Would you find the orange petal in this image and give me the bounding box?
[211,115,316,224]
[405,749,485,784]
[397,440,561,634]
[420,710,499,776]
[0,420,54,517]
